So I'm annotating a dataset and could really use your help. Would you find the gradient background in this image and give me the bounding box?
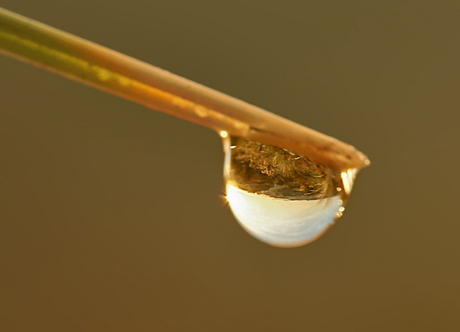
[1,1,459,331]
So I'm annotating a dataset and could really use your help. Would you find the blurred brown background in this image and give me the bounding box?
[1,1,459,331]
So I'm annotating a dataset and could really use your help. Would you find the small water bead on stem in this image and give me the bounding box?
[224,136,357,248]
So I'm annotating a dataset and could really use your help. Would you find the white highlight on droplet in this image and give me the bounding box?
[341,168,357,195]
[226,184,342,247]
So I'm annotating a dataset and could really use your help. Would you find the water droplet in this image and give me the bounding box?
[194,105,209,118]
[96,68,111,81]
[223,136,357,248]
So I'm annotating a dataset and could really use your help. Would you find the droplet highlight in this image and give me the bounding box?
[224,136,357,248]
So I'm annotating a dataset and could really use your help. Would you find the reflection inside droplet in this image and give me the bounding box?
[223,136,357,248]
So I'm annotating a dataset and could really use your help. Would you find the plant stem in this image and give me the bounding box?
[0,7,369,170]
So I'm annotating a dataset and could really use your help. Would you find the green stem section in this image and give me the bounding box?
[0,8,245,134]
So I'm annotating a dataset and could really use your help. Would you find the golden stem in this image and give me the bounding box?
[0,7,369,170]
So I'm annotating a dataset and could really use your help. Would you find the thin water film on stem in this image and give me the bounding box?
[224,136,357,248]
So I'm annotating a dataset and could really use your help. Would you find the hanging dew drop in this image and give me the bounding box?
[223,136,357,248]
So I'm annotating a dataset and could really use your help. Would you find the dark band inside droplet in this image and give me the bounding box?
[227,137,341,200]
